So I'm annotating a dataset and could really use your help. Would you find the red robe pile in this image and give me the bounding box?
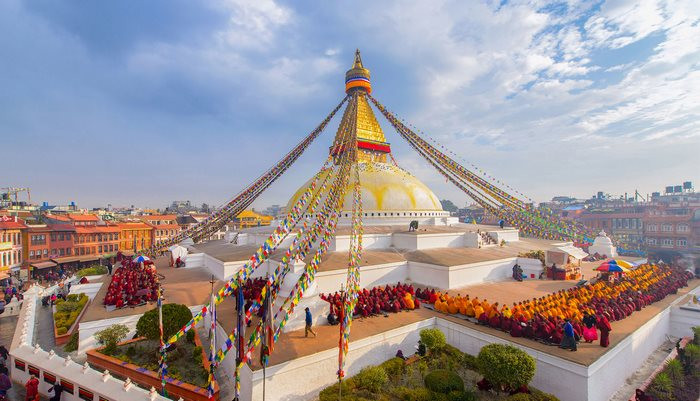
[103,259,159,308]
[321,282,420,318]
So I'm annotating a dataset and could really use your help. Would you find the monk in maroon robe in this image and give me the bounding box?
[597,314,612,347]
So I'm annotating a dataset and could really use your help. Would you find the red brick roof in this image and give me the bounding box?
[0,217,26,230]
[47,224,76,232]
[141,214,176,220]
[67,213,100,222]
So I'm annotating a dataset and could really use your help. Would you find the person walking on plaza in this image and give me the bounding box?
[559,318,577,351]
[0,367,11,398]
[48,382,64,401]
[304,307,316,338]
[24,374,39,401]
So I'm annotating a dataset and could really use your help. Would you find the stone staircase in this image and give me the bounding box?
[478,231,497,247]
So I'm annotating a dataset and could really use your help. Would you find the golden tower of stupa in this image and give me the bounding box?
[287,50,447,223]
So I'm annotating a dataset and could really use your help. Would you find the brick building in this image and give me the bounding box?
[140,214,180,244]
[48,224,75,259]
[22,224,56,275]
[117,222,154,253]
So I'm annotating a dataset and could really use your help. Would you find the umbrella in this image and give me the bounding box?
[133,255,150,263]
[610,259,634,268]
[595,262,629,273]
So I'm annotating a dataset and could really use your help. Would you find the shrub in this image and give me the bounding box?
[77,265,108,277]
[192,346,203,361]
[380,357,405,379]
[353,366,388,392]
[136,303,193,341]
[56,327,67,335]
[463,353,480,372]
[420,328,446,352]
[318,381,352,401]
[391,387,433,401]
[529,388,560,401]
[125,346,137,358]
[647,372,674,401]
[665,359,684,386]
[424,370,464,394]
[692,326,700,345]
[448,390,477,401]
[96,324,129,356]
[477,344,536,391]
[506,394,533,401]
[64,331,79,352]
[186,329,195,344]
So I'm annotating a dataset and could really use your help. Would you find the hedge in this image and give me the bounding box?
[54,293,88,333]
[76,265,108,277]
[424,370,464,394]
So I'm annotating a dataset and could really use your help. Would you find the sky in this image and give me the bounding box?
[2,0,699,210]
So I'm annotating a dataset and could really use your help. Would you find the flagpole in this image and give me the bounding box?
[158,285,168,396]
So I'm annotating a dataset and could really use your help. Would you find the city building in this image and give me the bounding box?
[0,216,26,275]
[117,222,154,253]
[234,210,273,229]
[47,224,76,260]
[73,225,120,262]
[22,224,55,275]
[140,214,181,244]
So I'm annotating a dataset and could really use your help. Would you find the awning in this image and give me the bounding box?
[52,256,82,264]
[31,261,57,269]
[556,245,589,260]
[0,271,10,280]
[78,255,100,263]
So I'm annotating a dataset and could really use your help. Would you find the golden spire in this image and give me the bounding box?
[345,49,371,94]
[352,49,364,69]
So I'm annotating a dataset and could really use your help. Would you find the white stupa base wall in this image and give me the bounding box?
[231,285,700,401]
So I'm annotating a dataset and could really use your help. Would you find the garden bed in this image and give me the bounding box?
[87,330,218,401]
[637,327,700,401]
[53,293,90,345]
[319,329,558,401]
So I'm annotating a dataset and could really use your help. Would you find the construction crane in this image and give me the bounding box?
[1,187,31,206]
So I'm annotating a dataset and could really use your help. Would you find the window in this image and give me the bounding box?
[677,239,687,247]
[67,248,71,255]
[662,238,674,246]
[29,250,34,257]
[51,233,57,241]
[661,224,673,232]
[98,245,102,253]
[647,224,657,232]
[677,224,689,232]
[59,248,65,256]
[647,238,656,245]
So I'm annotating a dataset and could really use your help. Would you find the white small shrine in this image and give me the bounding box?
[588,230,617,258]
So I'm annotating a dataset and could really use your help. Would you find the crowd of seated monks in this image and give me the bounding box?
[420,263,693,346]
[103,260,159,308]
[321,282,420,318]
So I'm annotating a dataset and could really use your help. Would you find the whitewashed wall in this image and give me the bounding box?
[9,287,168,401]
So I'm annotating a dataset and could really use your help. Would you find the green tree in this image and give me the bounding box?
[136,303,193,341]
[420,328,446,353]
[477,344,536,392]
[95,324,129,355]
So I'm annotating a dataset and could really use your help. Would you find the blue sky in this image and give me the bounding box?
[2,0,699,209]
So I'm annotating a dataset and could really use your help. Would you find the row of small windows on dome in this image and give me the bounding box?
[301,211,447,218]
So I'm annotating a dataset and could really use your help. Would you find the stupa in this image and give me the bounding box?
[286,50,454,227]
[588,230,617,258]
